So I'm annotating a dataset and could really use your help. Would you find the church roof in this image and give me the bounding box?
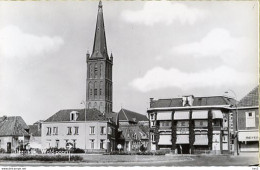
[91,0,109,59]
[238,86,259,107]
[150,96,236,108]
[118,108,148,123]
[0,116,29,137]
[44,109,107,122]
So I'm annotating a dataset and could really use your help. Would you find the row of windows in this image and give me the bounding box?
[88,102,103,110]
[89,63,104,79]
[88,81,112,101]
[150,134,228,143]
[55,139,77,148]
[89,139,106,149]
[88,62,112,80]
[88,81,103,99]
[53,139,106,149]
[153,120,223,128]
[46,126,107,136]
[86,101,112,113]
[47,127,59,136]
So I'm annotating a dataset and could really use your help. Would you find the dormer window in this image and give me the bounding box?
[70,111,79,121]
[182,95,194,106]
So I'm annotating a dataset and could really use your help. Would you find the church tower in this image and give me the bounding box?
[86,1,113,114]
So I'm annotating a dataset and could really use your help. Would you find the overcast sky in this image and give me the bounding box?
[0,1,258,125]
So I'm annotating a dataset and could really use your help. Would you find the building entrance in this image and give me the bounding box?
[177,144,190,154]
[7,142,11,153]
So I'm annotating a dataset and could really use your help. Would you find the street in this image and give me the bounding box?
[0,154,258,166]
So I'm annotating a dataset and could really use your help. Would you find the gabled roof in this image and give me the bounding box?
[151,96,236,108]
[238,86,259,107]
[44,108,107,122]
[118,108,148,123]
[0,116,29,136]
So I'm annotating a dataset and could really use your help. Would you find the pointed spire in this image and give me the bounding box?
[110,52,113,62]
[91,0,108,59]
[98,0,102,8]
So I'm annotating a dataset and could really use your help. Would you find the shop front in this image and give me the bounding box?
[238,130,259,152]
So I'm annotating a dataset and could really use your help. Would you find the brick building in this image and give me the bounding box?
[147,95,236,154]
[236,86,259,153]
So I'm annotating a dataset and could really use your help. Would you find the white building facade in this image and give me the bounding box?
[41,109,117,152]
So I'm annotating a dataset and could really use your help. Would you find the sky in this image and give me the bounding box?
[0,1,258,125]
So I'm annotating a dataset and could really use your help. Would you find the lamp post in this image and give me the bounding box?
[81,100,87,152]
[225,89,239,156]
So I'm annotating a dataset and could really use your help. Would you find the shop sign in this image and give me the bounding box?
[238,131,258,141]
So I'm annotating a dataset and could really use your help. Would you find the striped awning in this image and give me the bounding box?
[194,135,208,145]
[158,135,172,145]
[192,110,208,119]
[212,110,223,119]
[174,111,190,120]
[157,111,172,120]
[176,135,189,144]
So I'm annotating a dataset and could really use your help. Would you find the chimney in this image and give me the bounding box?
[38,122,42,131]
[150,98,154,107]
[182,95,194,106]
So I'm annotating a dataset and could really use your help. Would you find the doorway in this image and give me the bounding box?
[177,144,190,154]
[7,142,11,153]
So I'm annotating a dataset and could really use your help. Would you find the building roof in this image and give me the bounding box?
[44,108,107,122]
[238,86,259,107]
[150,96,236,108]
[105,112,118,125]
[0,116,29,136]
[91,0,109,59]
[119,124,149,141]
[118,108,148,123]
[28,124,41,137]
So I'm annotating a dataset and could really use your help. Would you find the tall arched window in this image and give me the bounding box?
[94,63,98,78]
[100,81,103,97]
[100,63,103,78]
[94,102,97,109]
[107,65,110,79]
[106,82,108,100]
[94,81,98,99]
[88,102,92,109]
[89,64,93,78]
[89,82,93,99]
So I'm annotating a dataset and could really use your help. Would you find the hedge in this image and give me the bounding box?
[0,155,83,162]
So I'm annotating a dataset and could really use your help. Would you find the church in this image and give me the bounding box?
[41,1,117,152]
